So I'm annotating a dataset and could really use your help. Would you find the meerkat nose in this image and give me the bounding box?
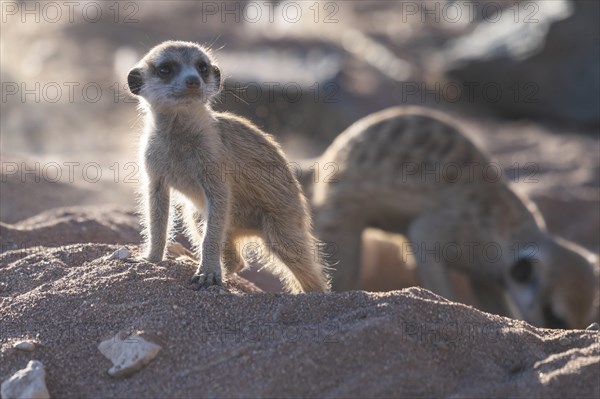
[185,75,200,89]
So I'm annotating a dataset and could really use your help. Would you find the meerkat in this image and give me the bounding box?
[313,106,599,329]
[126,41,329,293]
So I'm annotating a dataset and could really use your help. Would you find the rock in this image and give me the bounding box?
[98,332,162,378]
[1,360,50,399]
[586,322,599,331]
[445,0,600,125]
[107,247,129,261]
[215,41,347,150]
[13,340,36,352]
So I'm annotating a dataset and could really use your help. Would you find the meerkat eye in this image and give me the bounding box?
[197,62,209,76]
[510,257,535,283]
[157,63,173,78]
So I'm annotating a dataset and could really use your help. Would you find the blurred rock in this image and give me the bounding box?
[215,40,347,155]
[214,39,406,156]
[1,360,50,399]
[445,0,600,126]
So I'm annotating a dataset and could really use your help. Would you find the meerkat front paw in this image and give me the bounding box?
[190,268,222,289]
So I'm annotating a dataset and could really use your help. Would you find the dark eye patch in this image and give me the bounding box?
[155,61,178,79]
[510,257,535,283]
[197,61,209,77]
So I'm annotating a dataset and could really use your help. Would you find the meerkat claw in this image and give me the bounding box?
[190,272,222,289]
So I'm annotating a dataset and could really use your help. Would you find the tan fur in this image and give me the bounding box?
[359,229,479,307]
[360,229,418,292]
[127,41,329,292]
[313,106,599,328]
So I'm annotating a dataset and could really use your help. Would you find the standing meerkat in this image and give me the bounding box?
[313,107,599,329]
[126,41,329,293]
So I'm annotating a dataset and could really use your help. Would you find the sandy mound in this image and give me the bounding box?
[0,166,95,225]
[1,206,140,252]
[1,219,599,397]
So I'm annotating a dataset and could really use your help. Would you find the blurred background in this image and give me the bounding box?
[1,0,598,289]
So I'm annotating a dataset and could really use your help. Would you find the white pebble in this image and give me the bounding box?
[107,247,129,260]
[98,332,162,378]
[586,322,599,331]
[13,340,36,352]
[1,360,50,399]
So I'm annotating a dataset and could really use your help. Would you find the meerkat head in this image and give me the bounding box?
[504,236,599,329]
[127,41,222,109]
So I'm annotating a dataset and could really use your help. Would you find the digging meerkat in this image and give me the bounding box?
[313,106,599,329]
[127,41,329,293]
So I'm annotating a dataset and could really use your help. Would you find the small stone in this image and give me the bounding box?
[107,247,129,261]
[586,322,599,331]
[14,340,36,352]
[558,336,573,347]
[434,340,449,351]
[98,332,162,378]
[1,360,50,399]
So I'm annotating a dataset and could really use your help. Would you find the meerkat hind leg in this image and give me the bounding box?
[222,231,246,275]
[181,203,204,251]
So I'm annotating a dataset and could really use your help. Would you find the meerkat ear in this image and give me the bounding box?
[127,67,144,95]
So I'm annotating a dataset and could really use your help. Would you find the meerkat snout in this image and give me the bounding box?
[127,41,222,105]
[185,75,201,88]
